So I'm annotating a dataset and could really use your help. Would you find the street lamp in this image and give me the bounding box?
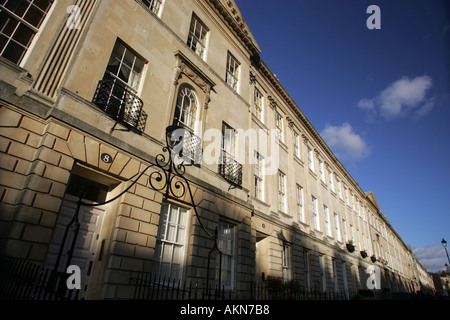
[442,238,450,272]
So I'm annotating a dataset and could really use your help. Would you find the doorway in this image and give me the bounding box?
[255,232,269,281]
[45,165,119,298]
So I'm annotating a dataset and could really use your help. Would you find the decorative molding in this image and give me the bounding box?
[267,95,278,109]
[314,148,321,157]
[33,0,99,98]
[174,51,215,109]
[206,0,261,56]
[249,69,256,85]
[286,116,294,128]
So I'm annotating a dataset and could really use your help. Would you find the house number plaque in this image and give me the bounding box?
[101,153,113,164]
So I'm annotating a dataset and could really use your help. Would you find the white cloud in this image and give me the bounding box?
[413,98,436,120]
[414,244,448,273]
[357,98,375,112]
[358,76,435,120]
[321,123,371,162]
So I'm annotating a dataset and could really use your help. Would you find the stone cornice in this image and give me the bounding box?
[251,55,366,200]
[206,0,261,56]
[204,0,361,198]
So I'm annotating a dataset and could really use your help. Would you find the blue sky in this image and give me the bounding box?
[236,0,450,272]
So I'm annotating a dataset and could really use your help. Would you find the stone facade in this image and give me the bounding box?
[0,0,432,299]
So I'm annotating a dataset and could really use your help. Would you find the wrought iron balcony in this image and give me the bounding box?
[92,80,148,133]
[218,150,242,187]
[166,124,203,165]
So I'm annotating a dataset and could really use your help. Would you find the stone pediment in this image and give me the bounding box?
[365,191,380,211]
[174,51,216,109]
[207,0,261,56]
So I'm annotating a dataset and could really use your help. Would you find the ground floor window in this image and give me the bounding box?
[153,203,189,283]
[282,243,291,282]
[216,220,235,289]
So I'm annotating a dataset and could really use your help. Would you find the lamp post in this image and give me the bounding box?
[442,238,450,273]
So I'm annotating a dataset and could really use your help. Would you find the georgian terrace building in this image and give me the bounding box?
[0,0,427,299]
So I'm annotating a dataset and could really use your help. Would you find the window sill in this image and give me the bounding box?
[135,0,163,19]
[277,210,292,220]
[296,220,310,233]
[309,168,317,179]
[310,229,324,239]
[275,138,289,153]
[293,155,304,167]
[250,196,270,208]
[251,113,268,132]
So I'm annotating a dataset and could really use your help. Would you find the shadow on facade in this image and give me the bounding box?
[251,230,428,300]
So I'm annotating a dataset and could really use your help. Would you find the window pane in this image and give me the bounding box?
[158,207,168,239]
[24,4,45,28]
[1,16,17,37]
[34,0,52,12]
[4,0,29,17]
[0,34,7,52]
[13,23,34,46]
[168,206,178,223]
[167,225,177,242]
[172,246,182,264]
[122,49,136,69]
[159,262,170,278]
[0,11,9,28]
[170,264,180,279]
[1,39,25,63]
[176,227,185,243]
[179,209,187,226]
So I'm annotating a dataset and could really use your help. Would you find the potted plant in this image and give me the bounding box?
[346,240,355,253]
[370,255,377,263]
[360,250,368,258]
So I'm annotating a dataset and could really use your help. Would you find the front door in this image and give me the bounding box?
[45,175,109,298]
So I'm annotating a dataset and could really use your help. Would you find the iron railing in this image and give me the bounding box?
[2,255,444,301]
[0,256,80,300]
[92,79,148,133]
[250,278,444,300]
[251,280,349,300]
[167,125,202,165]
[132,270,237,300]
[218,150,242,187]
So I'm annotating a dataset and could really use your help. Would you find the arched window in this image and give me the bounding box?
[174,84,198,131]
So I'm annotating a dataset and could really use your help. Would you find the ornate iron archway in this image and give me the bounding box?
[54,125,222,296]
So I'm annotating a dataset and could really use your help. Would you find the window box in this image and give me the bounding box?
[346,241,355,253]
[360,250,368,259]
